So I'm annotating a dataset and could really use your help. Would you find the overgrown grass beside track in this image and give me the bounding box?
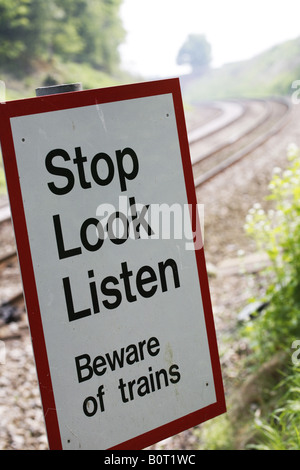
[197,144,300,450]
[1,57,138,101]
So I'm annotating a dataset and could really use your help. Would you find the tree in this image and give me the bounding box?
[43,0,125,72]
[0,0,125,74]
[177,34,211,74]
[0,0,32,65]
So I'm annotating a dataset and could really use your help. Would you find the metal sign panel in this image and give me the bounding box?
[0,79,225,449]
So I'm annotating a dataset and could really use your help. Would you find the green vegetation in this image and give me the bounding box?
[0,0,138,193]
[244,144,300,361]
[1,57,136,101]
[252,366,300,450]
[198,144,300,450]
[0,0,124,75]
[242,144,300,448]
[0,0,135,100]
[183,36,300,102]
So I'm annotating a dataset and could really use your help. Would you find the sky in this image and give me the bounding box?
[119,0,300,78]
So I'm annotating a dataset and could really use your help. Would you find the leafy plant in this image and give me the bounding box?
[243,143,300,359]
[250,366,300,450]
[0,0,125,74]
[196,145,300,450]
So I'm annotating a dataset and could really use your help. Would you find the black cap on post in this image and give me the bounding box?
[35,83,83,97]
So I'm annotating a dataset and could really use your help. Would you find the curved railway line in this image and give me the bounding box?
[0,96,293,339]
[191,97,291,186]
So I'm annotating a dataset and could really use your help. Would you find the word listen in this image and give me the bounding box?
[64,258,180,322]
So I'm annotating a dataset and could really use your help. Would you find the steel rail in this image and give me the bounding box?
[193,97,292,187]
[190,99,272,165]
[188,100,246,144]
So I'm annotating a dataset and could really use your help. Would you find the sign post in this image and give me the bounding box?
[0,79,225,449]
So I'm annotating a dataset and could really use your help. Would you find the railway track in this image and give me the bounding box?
[188,100,246,144]
[191,97,291,186]
[0,97,292,336]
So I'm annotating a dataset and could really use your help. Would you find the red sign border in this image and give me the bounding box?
[0,78,226,450]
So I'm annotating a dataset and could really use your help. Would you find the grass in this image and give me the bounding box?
[196,414,234,450]
[196,145,300,450]
[0,56,140,101]
[196,350,287,450]
[250,366,300,450]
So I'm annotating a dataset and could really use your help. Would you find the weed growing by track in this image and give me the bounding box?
[244,143,300,360]
[198,143,300,450]
[250,365,300,450]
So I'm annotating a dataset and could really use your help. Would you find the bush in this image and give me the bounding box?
[243,143,300,360]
